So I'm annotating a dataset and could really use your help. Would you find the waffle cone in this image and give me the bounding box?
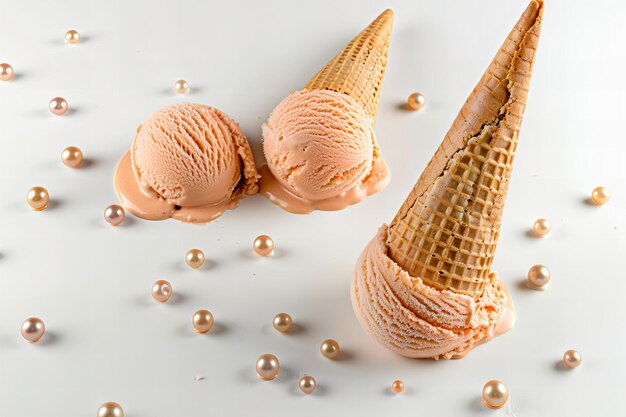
[387,1,544,298]
[304,9,393,120]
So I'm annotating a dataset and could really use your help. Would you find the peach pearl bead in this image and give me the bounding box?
[104,205,125,226]
[320,339,340,359]
[174,80,189,94]
[591,186,610,205]
[533,218,551,237]
[0,63,14,81]
[527,264,550,288]
[185,249,205,269]
[27,186,49,211]
[299,375,317,394]
[65,30,80,44]
[563,349,582,368]
[97,402,124,417]
[482,380,509,410]
[407,92,425,111]
[152,280,172,302]
[253,235,274,256]
[61,146,83,168]
[21,317,45,343]
[272,313,292,333]
[192,309,214,333]
[391,380,405,394]
[256,354,280,380]
[49,97,69,115]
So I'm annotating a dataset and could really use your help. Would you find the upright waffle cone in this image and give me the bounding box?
[304,9,393,120]
[387,1,544,298]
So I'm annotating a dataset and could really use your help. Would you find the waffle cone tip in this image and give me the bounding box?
[387,0,543,297]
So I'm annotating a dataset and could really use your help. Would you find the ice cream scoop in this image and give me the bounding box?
[352,0,543,359]
[114,103,259,223]
[259,10,393,213]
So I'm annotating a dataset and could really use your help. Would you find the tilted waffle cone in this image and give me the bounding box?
[304,9,393,120]
[387,1,544,297]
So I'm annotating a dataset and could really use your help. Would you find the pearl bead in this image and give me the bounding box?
[272,313,292,333]
[533,218,551,237]
[27,186,49,211]
[482,380,509,410]
[61,146,83,168]
[253,235,274,256]
[320,339,340,359]
[563,349,582,368]
[527,264,550,288]
[407,92,425,111]
[104,205,125,226]
[21,317,45,343]
[174,80,189,94]
[97,402,124,417]
[185,249,205,269]
[299,375,317,394]
[192,309,214,333]
[152,280,172,303]
[0,63,14,81]
[256,353,280,380]
[49,97,69,116]
[591,186,610,205]
[391,379,405,394]
[65,29,80,44]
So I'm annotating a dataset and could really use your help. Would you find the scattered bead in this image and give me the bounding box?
[61,146,83,168]
[407,92,425,111]
[185,249,205,269]
[533,218,551,237]
[256,353,280,380]
[391,379,405,394]
[591,186,610,205]
[192,309,214,334]
[273,313,292,333]
[27,186,49,211]
[482,380,509,410]
[49,97,69,116]
[527,264,550,288]
[0,63,14,81]
[151,280,172,303]
[104,205,125,226]
[21,317,45,343]
[299,375,317,394]
[253,235,274,256]
[97,402,124,417]
[174,80,189,94]
[320,339,340,359]
[563,349,582,368]
[65,29,80,44]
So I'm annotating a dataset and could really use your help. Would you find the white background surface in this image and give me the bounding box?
[1,0,625,416]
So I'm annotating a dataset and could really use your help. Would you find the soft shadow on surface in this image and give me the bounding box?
[38,331,60,346]
[287,381,328,397]
[45,199,63,211]
[515,278,549,292]
[468,396,487,412]
[553,360,571,372]
[381,385,415,397]
[239,247,288,260]
[582,197,597,206]
[79,158,97,169]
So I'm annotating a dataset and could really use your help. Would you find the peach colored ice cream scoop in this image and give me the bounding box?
[114,103,259,223]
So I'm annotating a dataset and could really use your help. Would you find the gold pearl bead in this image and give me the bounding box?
[253,235,274,256]
[65,29,80,44]
[49,97,69,116]
[104,205,125,226]
[591,186,610,205]
[299,375,317,394]
[61,146,83,168]
[192,309,214,333]
[27,186,49,211]
[272,313,292,333]
[0,63,14,81]
[527,264,550,288]
[407,92,425,111]
[97,402,124,417]
[533,218,551,237]
[152,280,172,302]
[482,380,509,410]
[256,353,280,380]
[185,249,205,269]
[320,338,340,359]
[174,80,189,94]
[563,349,582,368]
[391,379,405,394]
[21,317,45,343]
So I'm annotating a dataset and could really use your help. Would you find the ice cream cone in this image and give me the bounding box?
[387,1,544,298]
[304,9,393,120]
